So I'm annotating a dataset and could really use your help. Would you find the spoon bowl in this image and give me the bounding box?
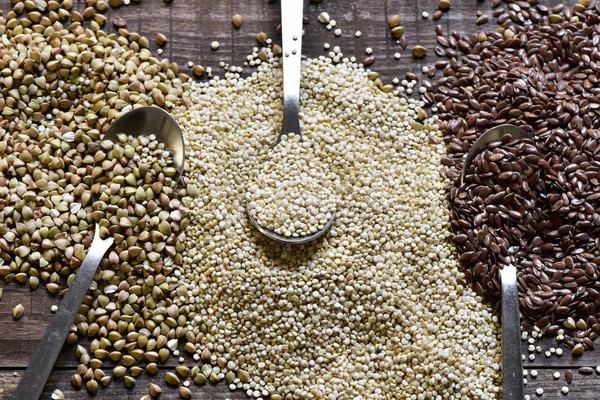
[461,124,532,184]
[247,203,336,244]
[105,106,185,177]
[13,106,185,400]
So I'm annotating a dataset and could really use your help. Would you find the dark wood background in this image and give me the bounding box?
[1,0,599,399]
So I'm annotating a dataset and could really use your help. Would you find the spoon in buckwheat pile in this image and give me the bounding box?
[12,107,185,400]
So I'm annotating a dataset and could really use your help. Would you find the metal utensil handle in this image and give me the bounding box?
[500,264,524,400]
[12,226,113,400]
[278,0,303,142]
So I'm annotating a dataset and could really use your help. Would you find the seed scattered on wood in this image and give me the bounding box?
[90,358,103,369]
[145,363,159,375]
[85,379,98,395]
[362,55,375,67]
[231,13,242,28]
[112,15,126,27]
[149,383,162,397]
[399,36,408,49]
[123,375,136,388]
[439,0,452,10]
[184,342,196,354]
[71,374,82,389]
[12,304,24,319]
[256,31,267,45]
[179,386,192,399]
[165,371,180,385]
[565,369,573,383]
[29,277,39,290]
[176,365,190,377]
[412,45,428,58]
[572,343,585,356]
[83,367,94,382]
[391,26,404,38]
[317,12,330,23]
[476,14,489,24]
[193,65,205,77]
[193,373,207,385]
[579,366,594,375]
[552,371,560,379]
[389,14,401,28]
[156,32,168,45]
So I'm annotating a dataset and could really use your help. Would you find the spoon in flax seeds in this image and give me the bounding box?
[461,124,536,400]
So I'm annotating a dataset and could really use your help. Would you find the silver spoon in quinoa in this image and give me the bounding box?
[246,0,335,245]
[13,106,185,400]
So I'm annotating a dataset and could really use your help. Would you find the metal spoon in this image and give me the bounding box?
[461,124,531,400]
[246,0,335,245]
[12,106,185,400]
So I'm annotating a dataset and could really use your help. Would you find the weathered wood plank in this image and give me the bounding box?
[0,369,248,400]
[522,367,599,398]
[2,366,599,400]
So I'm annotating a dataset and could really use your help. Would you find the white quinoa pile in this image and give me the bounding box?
[246,133,338,238]
[173,50,502,400]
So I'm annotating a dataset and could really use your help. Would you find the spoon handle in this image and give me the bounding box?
[278,0,303,142]
[500,264,524,400]
[12,225,113,400]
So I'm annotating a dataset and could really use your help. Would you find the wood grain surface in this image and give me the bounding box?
[1,0,599,399]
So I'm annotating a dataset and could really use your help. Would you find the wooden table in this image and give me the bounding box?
[1,0,599,399]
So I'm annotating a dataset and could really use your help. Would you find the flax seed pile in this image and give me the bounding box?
[436,0,600,356]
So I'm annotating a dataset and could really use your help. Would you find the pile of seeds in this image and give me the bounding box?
[0,118,193,395]
[435,0,600,352]
[246,133,338,237]
[174,50,502,400]
[0,0,209,396]
[0,123,95,290]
